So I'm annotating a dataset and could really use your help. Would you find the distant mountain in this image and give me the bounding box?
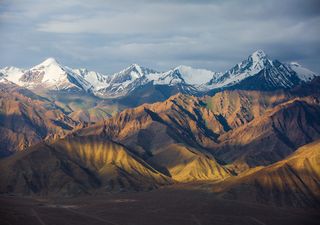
[1,51,318,102]
[213,140,320,208]
[97,65,219,104]
[95,64,157,98]
[1,55,319,157]
[0,58,93,93]
[72,67,109,91]
[202,50,317,92]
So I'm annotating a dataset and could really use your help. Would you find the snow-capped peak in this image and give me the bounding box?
[114,64,142,80]
[202,50,291,90]
[12,57,93,92]
[1,50,318,97]
[109,64,156,84]
[204,50,271,88]
[39,57,60,67]
[246,50,273,72]
[250,50,267,61]
[127,63,144,78]
[26,57,69,84]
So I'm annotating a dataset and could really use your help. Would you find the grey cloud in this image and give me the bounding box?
[0,0,319,74]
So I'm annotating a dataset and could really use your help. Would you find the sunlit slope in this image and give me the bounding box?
[77,94,226,152]
[213,140,320,208]
[0,136,171,196]
[76,87,320,174]
[148,143,230,182]
[75,94,232,182]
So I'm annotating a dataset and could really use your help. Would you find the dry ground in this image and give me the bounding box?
[0,183,319,225]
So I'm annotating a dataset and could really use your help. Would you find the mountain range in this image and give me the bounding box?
[0,50,319,209]
[1,50,318,99]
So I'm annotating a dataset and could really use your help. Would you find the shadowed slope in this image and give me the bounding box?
[0,81,80,156]
[204,89,290,129]
[214,97,320,171]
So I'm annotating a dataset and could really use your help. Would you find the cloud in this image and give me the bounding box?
[0,0,319,74]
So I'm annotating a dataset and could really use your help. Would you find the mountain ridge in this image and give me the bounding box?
[1,50,318,99]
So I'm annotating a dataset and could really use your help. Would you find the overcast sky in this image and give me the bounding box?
[0,0,319,74]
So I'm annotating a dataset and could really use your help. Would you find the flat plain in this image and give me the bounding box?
[1,183,319,225]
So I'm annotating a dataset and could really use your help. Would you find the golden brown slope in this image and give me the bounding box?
[77,94,224,151]
[75,87,320,175]
[212,140,320,208]
[148,143,230,182]
[204,89,290,129]
[0,135,171,196]
[0,81,80,156]
[213,97,320,172]
[75,94,233,182]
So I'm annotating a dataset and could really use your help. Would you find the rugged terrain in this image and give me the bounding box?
[0,81,80,156]
[212,140,320,208]
[0,136,171,196]
[0,51,319,216]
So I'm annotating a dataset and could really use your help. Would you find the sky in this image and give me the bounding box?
[0,0,319,74]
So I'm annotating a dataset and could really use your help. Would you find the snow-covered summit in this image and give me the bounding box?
[93,64,158,97]
[201,50,317,90]
[0,51,318,97]
[39,57,59,67]
[110,64,149,83]
[1,58,92,92]
[251,49,267,61]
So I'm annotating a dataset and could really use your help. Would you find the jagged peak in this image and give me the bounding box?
[244,50,272,70]
[119,63,143,74]
[250,50,267,61]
